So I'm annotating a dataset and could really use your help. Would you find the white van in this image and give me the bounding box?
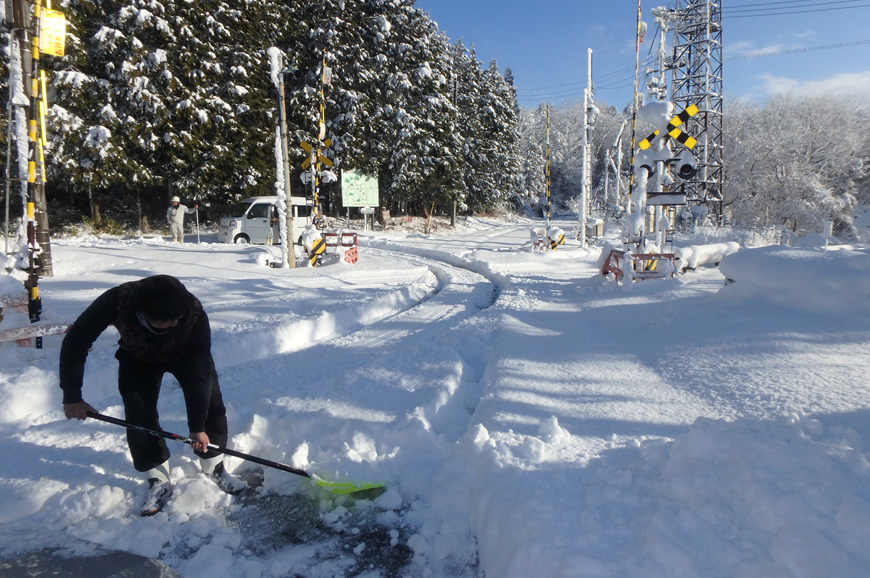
[218,196,314,245]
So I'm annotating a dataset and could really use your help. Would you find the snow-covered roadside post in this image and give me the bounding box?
[578,48,597,248]
[823,220,833,251]
[268,47,296,269]
[579,86,589,248]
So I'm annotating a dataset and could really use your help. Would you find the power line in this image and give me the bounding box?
[725,39,870,60]
[725,2,870,18]
[728,0,864,8]
[516,58,655,94]
[517,0,868,103]
[516,88,586,102]
[515,63,647,93]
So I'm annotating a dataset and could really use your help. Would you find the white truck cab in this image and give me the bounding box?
[218,196,314,245]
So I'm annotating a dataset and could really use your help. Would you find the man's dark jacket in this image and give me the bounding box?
[59,279,214,432]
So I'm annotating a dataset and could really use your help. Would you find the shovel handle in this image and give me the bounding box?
[85,411,312,479]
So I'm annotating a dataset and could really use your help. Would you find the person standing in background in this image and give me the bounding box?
[167,196,197,243]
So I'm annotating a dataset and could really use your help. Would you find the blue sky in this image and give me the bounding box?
[414,0,870,109]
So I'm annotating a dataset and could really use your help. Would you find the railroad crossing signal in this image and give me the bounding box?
[300,139,333,169]
[638,104,699,151]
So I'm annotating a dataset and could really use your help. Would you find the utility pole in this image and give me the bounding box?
[277,65,296,269]
[13,0,53,278]
[6,0,59,348]
[579,48,594,248]
[627,0,645,216]
[268,46,298,268]
[4,17,17,256]
[545,104,550,229]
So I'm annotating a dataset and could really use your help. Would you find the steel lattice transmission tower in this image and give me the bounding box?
[669,0,724,222]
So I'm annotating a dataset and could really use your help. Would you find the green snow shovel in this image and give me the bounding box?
[86,411,384,495]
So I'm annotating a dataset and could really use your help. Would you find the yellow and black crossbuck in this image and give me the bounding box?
[638,104,699,151]
[301,138,333,170]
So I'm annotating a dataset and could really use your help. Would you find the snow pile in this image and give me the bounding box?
[674,241,739,271]
[468,416,870,577]
[718,244,870,313]
[0,274,26,302]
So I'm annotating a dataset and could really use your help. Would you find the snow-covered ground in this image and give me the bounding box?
[1,216,870,577]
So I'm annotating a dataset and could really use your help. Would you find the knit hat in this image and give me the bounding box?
[132,275,188,322]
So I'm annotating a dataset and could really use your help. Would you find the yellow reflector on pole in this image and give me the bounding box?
[39,140,46,179]
[40,73,48,142]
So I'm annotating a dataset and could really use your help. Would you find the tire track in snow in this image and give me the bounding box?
[337,250,495,349]
[210,263,440,369]
[217,244,502,445]
[329,244,502,441]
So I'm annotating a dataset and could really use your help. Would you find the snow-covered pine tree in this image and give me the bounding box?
[166,0,289,203]
[449,42,486,212]
[470,58,523,212]
[46,0,293,222]
[356,1,456,212]
[517,105,548,216]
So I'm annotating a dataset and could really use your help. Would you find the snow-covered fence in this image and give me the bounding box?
[322,230,359,264]
[600,249,676,282]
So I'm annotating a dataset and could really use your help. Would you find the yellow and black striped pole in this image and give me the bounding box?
[27,0,41,184]
[25,0,45,345]
[308,236,326,267]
